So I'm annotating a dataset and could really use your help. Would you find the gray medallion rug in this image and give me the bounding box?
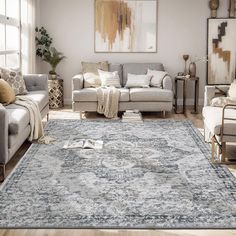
[1,120,236,229]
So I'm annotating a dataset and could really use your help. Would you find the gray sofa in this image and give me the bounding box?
[72,63,173,118]
[0,74,49,181]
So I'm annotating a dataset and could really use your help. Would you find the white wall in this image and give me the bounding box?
[37,0,228,105]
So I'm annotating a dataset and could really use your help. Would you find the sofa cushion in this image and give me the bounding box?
[130,88,173,102]
[23,90,49,111]
[73,88,130,102]
[123,63,164,86]
[203,106,236,136]
[6,90,48,135]
[6,106,30,135]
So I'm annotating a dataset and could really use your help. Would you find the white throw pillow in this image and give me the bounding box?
[125,73,152,88]
[229,81,236,99]
[83,72,101,88]
[147,69,168,88]
[98,70,121,88]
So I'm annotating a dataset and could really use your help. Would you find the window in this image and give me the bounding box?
[0,0,21,69]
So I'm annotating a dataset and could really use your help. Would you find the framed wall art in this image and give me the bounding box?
[95,0,157,53]
[207,18,236,85]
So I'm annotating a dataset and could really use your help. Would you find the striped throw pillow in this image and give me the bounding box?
[98,70,121,88]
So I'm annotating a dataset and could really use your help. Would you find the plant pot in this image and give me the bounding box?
[189,62,196,78]
[50,74,57,80]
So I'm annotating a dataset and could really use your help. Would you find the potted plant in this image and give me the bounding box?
[35,27,66,79]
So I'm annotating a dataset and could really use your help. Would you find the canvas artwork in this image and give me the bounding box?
[207,18,236,85]
[95,0,157,53]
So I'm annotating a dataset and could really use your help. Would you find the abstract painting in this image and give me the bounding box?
[207,18,236,85]
[95,0,157,53]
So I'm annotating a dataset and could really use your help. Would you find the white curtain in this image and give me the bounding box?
[21,0,36,74]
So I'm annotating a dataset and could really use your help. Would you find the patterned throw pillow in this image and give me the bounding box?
[98,70,121,88]
[0,68,28,95]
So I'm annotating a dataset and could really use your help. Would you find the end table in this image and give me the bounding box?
[48,78,64,109]
[174,76,199,114]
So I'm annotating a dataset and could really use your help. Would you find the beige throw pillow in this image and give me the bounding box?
[81,61,109,88]
[125,74,152,88]
[147,69,168,88]
[98,70,121,88]
[0,68,27,95]
[81,61,109,75]
[229,81,236,99]
[83,73,101,88]
[0,79,16,105]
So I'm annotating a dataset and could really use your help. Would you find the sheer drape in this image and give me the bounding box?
[21,0,36,74]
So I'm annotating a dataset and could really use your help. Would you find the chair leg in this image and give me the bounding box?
[0,165,5,182]
[163,111,166,118]
[212,138,215,162]
[221,142,226,163]
[80,112,83,120]
[47,113,49,122]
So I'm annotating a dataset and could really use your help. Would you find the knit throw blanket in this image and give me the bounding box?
[97,87,120,119]
[15,96,54,144]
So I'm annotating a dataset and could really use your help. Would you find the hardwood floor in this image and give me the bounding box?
[1,106,236,236]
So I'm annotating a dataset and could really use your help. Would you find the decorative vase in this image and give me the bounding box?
[209,0,219,18]
[183,54,189,75]
[189,62,196,78]
[229,0,236,18]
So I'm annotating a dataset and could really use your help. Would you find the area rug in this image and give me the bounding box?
[1,120,236,229]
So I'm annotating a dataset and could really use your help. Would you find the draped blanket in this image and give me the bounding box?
[15,96,54,144]
[97,87,120,119]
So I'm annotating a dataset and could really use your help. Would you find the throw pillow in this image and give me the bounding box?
[125,73,152,88]
[81,61,109,75]
[83,73,101,88]
[211,96,236,107]
[228,81,236,99]
[98,70,121,88]
[147,69,168,88]
[0,79,16,105]
[0,68,28,95]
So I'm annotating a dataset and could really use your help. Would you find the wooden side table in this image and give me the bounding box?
[48,79,64,109]
[174,76,199,114]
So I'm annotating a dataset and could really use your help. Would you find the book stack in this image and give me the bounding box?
[122,110,143,123]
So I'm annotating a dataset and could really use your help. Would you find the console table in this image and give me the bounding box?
[174,76,199,114]
[48,79,64,109]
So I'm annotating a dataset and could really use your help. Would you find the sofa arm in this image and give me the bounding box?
[163,75,173,91]
[23,74,48,92]
[0,104,8,165]
[72,74,84,90]
[204,85,230,106]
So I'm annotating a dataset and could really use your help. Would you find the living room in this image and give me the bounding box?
[0,0,236,235]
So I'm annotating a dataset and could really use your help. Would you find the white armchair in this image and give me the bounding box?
[202,85,236,163]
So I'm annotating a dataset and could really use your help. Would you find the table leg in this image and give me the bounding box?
[175,80,178,113]
[192,79,199,114]
[183,80,186,114]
